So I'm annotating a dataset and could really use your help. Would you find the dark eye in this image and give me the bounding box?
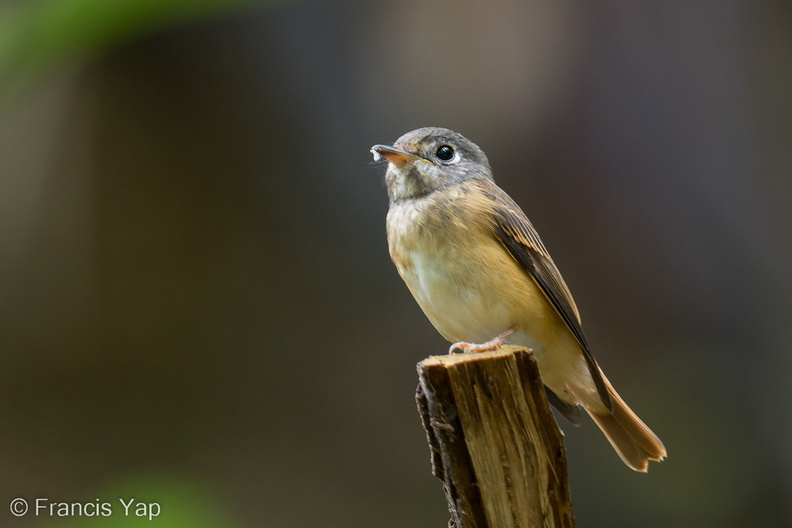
[435,145,455,161]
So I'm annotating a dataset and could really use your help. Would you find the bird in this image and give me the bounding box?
[371,127,666,472]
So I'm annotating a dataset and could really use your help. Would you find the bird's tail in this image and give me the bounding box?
[586,370,667,472]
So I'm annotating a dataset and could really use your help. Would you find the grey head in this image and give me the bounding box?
[371,127,493,203]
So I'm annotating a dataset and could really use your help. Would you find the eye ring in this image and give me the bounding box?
[435,145,456,162]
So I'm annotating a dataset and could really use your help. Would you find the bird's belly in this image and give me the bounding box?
[411,273,513,343]
[400,246,545,344]
[399,246,598,406]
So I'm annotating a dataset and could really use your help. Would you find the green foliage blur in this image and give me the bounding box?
[47,474,235,527]
[0,0,261,105]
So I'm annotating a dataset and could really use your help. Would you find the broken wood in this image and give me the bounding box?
[416,345,574,528]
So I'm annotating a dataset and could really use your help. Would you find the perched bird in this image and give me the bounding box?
[371,127,666,472]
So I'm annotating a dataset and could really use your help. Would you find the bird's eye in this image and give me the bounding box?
[435,145,455,162]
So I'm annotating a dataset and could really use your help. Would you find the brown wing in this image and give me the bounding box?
[480,180,612,412]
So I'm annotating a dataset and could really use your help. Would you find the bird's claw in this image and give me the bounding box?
[448,328,516,355]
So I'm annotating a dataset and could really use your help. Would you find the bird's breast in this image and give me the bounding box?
[386,190,549,344]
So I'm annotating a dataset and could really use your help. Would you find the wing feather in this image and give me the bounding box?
[480,181,612,412]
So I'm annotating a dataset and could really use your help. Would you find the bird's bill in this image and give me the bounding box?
[371,144,425,164]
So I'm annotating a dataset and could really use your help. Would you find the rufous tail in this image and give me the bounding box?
[586,371,667,472]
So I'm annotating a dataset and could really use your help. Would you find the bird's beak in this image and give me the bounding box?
[371,144,425,165]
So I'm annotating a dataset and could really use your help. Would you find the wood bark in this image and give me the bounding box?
[416,346,575,528]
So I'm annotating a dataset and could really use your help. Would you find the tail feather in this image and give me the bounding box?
[586,372,666,472]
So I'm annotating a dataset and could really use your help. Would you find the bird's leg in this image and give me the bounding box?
[449,327,516,354]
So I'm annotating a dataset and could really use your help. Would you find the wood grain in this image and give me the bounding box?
[416,346,574,528]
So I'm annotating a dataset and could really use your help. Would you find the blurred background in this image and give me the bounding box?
[1,0,791,526]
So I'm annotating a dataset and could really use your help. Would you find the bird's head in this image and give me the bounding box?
[371,127,493,202]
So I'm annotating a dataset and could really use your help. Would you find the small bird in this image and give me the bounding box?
[371,127,666,472]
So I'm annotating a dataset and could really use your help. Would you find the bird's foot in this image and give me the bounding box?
[448,327,516,354]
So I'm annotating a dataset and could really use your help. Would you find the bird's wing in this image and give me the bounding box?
[480,180,612,412]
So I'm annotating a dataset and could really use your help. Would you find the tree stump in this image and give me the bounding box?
[416,345,575,528]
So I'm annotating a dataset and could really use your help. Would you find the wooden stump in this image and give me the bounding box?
[416,346,575,528]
